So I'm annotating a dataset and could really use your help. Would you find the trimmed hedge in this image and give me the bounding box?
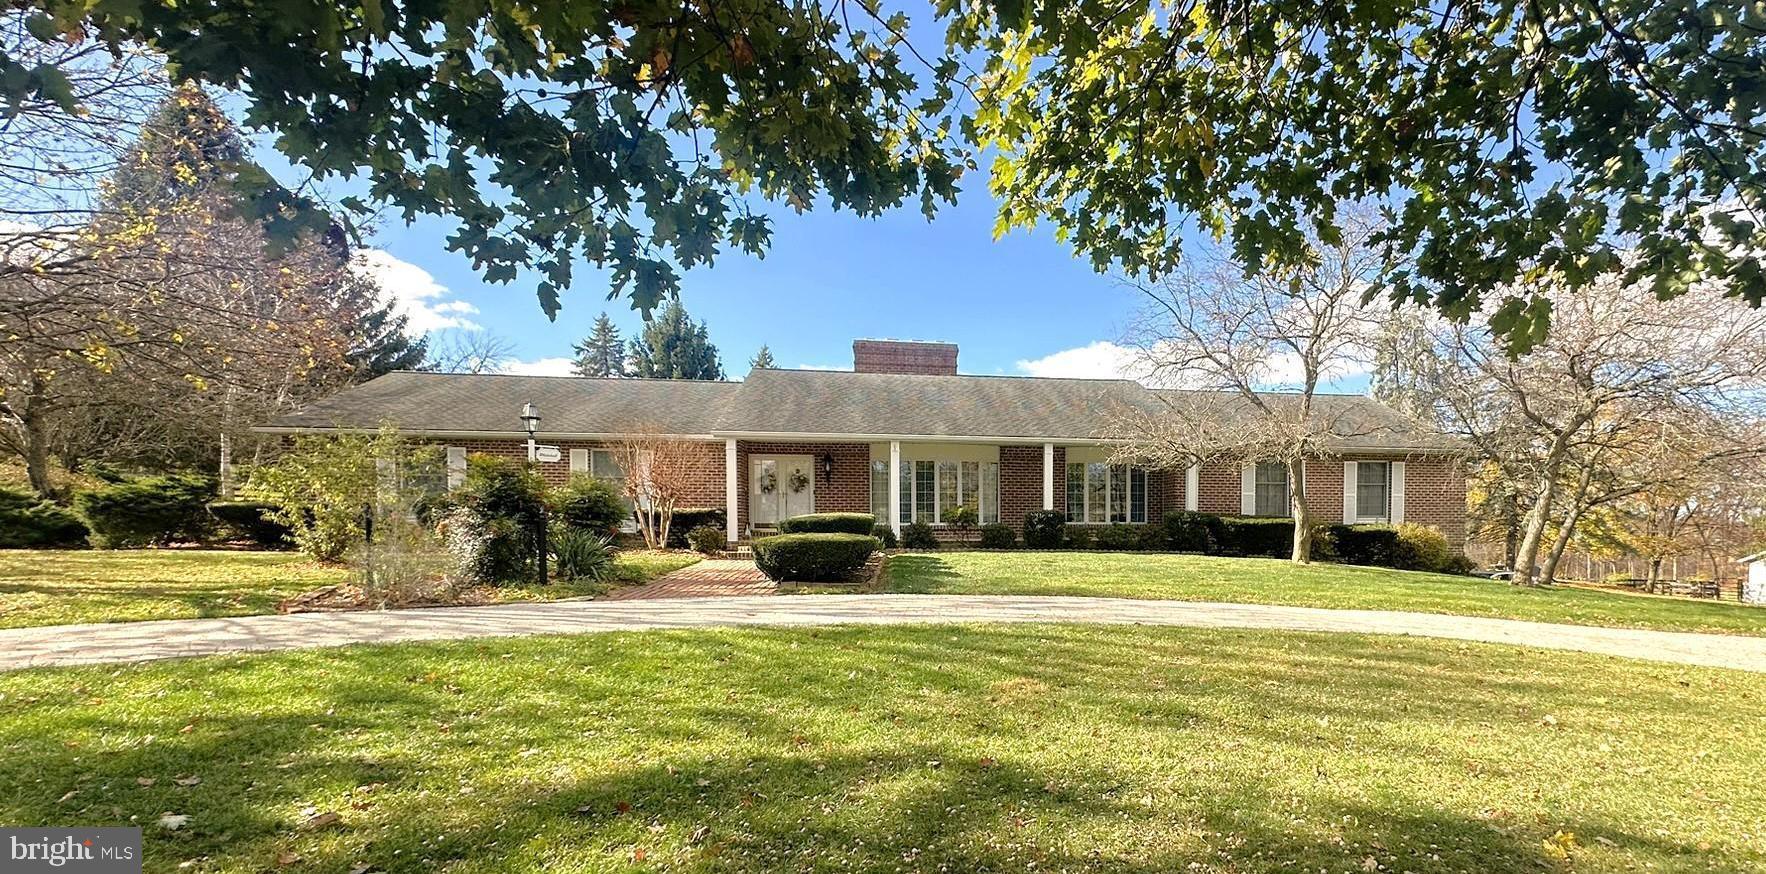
[1062,524,1094,549]
[685,524,727,554]
[1022,511,1066,548]
[73,475,216,548]
[751,533,878,582]
[1323,522,1471,574]
[1162,511,1221,553]
[661,508,726,548]
[1215,515,1294,558]
[778,512,877,535]
[900,521,938,550]
[977,523,1016,549]
[0,487,88,548]
[1095,524,1140,550]
[207,501,293,549]
[1325,524,1401,568]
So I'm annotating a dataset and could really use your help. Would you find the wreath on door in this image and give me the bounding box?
[758,471,778,494]
[787,470,810,493]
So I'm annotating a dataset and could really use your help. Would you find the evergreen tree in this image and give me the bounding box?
[749,344,776,370]
[104,85,245,209]
[572,313,626,378]
[339,273,427,379]
[625,300,724,380]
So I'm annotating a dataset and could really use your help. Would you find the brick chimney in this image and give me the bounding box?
[852,339,959,376]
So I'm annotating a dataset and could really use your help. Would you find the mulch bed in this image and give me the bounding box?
[278,582,504,614]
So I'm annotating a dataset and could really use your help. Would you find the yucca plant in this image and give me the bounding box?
[550,527,616,581]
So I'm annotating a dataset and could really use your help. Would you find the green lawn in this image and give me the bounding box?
[1,625,1760,872]
[0,549,701,630]
[885,551,1766,637]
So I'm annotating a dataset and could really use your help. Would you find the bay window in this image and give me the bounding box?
[1066,463,1148,523]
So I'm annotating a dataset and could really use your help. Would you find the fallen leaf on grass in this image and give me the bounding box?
[174,775,201,787]
[158,813,190,830]
[276,850,302,866]
[136,778,156,787]
[299,811,342,831]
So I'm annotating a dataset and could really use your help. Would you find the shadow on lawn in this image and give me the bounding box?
[882,554,961,593]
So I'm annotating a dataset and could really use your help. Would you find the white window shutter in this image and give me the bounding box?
[1185,464,1200,512]
[1342,461,1358,523]
[1240,463,1255,515]
[446,446,467,489]
[569,448,588,473]
[1391,461,1406,523]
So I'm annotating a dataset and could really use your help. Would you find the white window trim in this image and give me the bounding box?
[897,458,999,525]
[1353,460,1392,524]
[1066,463,1148,524]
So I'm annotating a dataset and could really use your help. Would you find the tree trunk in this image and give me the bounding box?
[1501,489,1520,568]
[218,385,237,498]
[1538,460,1596,585]
[1288,458,1314,563]
[1646,557,1664,592]
[1510,474,1557,586]
[14,375,55,498]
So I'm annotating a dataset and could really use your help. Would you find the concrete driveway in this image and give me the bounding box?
[2,595,1763,672]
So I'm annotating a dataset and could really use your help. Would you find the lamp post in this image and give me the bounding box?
[519,402,547,584]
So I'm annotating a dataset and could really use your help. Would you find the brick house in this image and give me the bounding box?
[260,339,1468,547]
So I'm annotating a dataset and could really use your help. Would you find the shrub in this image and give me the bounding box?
[453,456,550,582]
[1326,524,1401,568]
[1215,515,1294,558]
[246,426,443,562]
[1135,523,1168,552]
[945,505,978,541]
[352,510,455,606]
[1162,511,1221,553]
[900,520,938,550]
[978,523,1016,549]
[751,533,878,582]
[552,527,617,580]
[1022,511,1066,548]
[1394,523,1471,574]
[437,507,496,584]
[0,488,88,548]
[1063,524,1094,549]
[872,524,899,549]
[778,512,877,535]
[207,501,292,549]
[686,524,727,554]
[74,474,216,548]
[550,474,627,535]
[1095,523,1140,550]
[661,508,726,547]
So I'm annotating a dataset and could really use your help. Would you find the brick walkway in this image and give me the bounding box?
[603,559,777,600]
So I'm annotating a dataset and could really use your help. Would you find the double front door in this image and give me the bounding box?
[749,454,814,526]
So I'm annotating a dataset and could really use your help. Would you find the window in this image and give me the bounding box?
[1254,461,1289,517]
[590,449,625,483]
[1067,463,1149,523]
[1356,461,1390,522]
[892,457,1001,524]
[871,460,890,520]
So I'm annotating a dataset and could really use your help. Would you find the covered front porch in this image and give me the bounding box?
[717,437,1182,543]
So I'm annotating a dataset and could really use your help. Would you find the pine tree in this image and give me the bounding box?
[105,85,245,209]
[339,273,427,379]
[626,300,724,380]
[749,344,776,370]
[572,313,626,378]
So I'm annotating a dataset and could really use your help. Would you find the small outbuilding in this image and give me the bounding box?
[1742,551,1766,605]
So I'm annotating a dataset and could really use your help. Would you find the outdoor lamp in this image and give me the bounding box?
[519,402,541,435]
[819,452,834,479]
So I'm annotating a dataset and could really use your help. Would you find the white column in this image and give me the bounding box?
[724,439,739,542]
[1042,443,1055,511]
[888,440,902,537]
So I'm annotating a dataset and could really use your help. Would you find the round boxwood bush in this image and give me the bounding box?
[777,512,877,535]
[900,520,938,550]
[1022,511,1065,548]
[977,523,1016,549]
[872,524,898,549]
[751,533,878,582]
[550,474,628,535]
[686,524,728,554]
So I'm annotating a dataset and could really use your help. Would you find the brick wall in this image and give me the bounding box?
[999,445,1066,532]
[735,441,869,535]
[852,339,959,375]
[1189,455,1467,547]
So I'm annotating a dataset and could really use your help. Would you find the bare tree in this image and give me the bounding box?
[606,428,706,549]
[424,330,515,374]
[1383,275,1766,585]
[1108,210,1389,562]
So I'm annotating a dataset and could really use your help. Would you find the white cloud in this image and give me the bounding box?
[1015,341,1150,381]
[351,248,480,334]
[499,357,577,377]
[794,363,852,372]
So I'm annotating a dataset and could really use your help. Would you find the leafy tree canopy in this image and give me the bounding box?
[946,0,1766,350]
[8,0,966,318]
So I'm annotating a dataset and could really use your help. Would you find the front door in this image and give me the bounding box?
[750,454,815,526]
